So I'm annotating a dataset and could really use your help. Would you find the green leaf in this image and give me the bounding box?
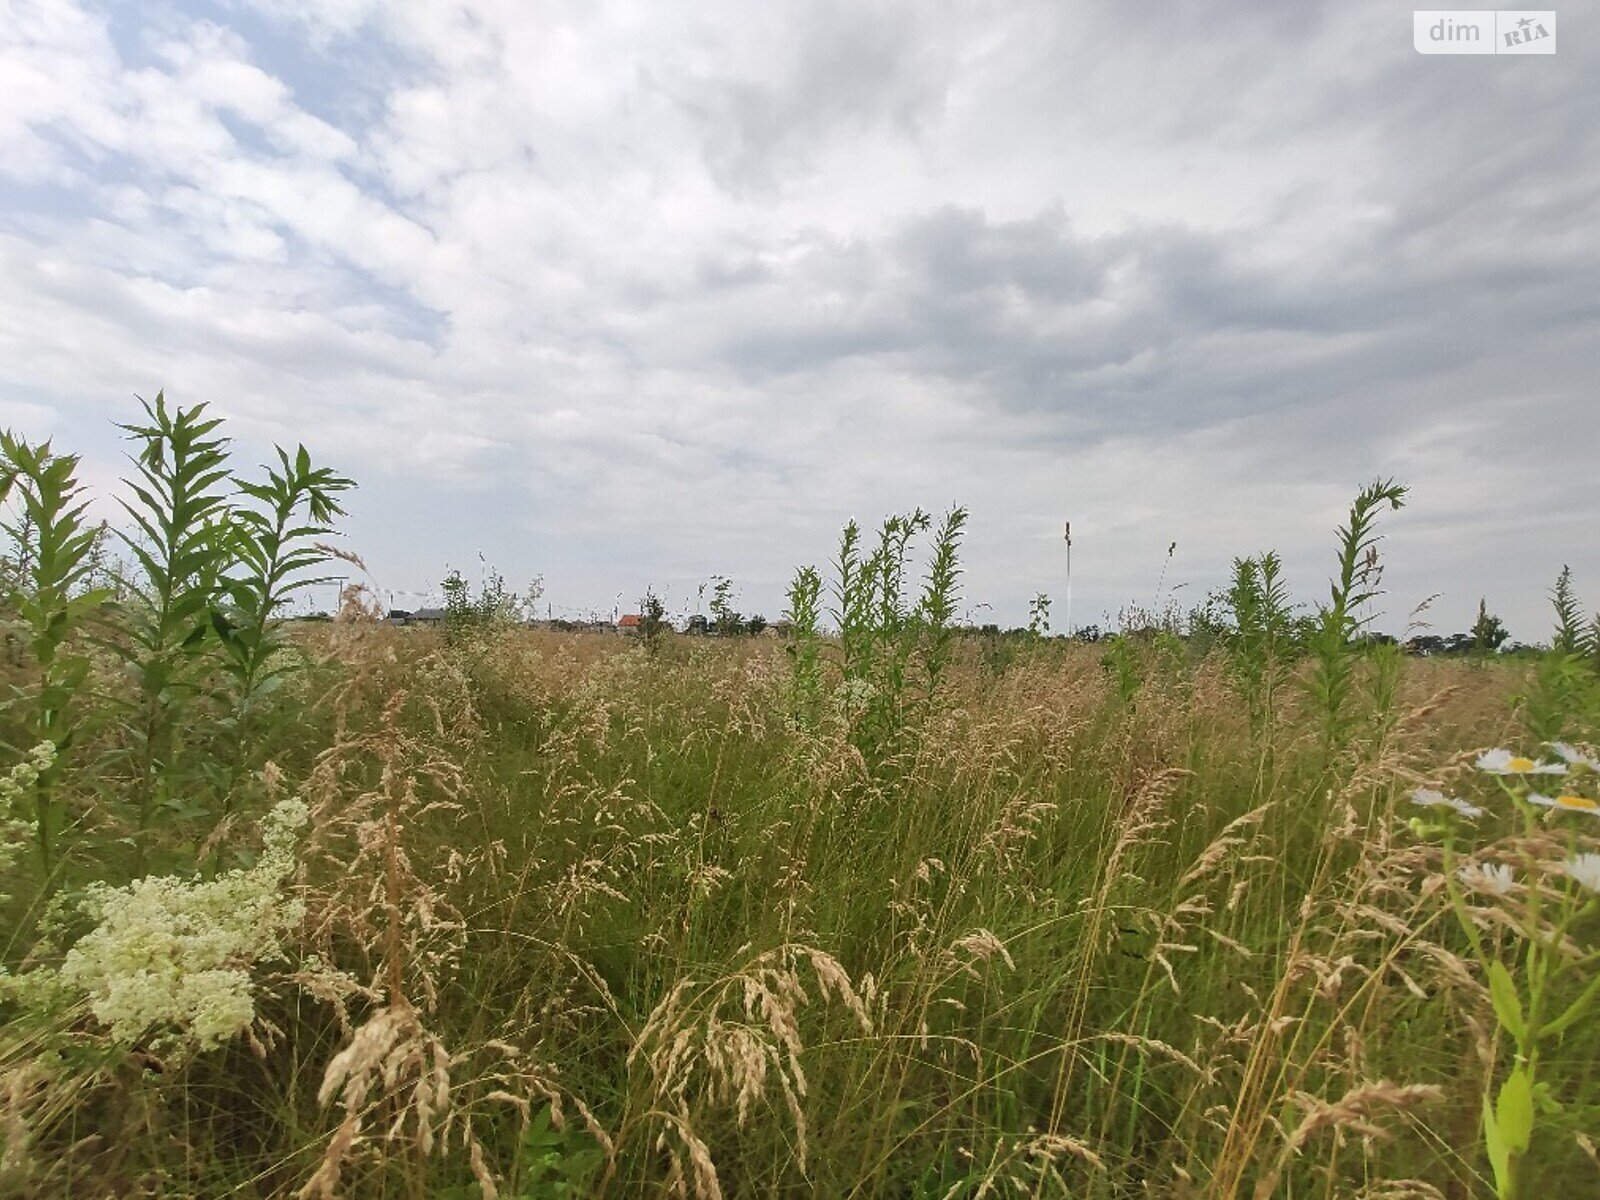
[1488,961,1526,1042]
[1539,970,1600,1038]
[1496,1066,1534,1156]
[1483,1091,1512,1195]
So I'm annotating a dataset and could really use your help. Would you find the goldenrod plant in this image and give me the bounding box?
[0,434,109,881]
[112,395,237,871]
[1302,478,1407,759]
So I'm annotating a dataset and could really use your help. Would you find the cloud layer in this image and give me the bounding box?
[2,0,1595,634]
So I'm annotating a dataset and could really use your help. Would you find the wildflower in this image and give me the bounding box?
[1409,787,1484,819]
[0,741,56,810]
[1458,862,1517,896]
[1528,791,1600,816]
[1549,742,1600,772]
[1562,853,1600,894]
[54,798,309,1053]
[1476,749,1566,776]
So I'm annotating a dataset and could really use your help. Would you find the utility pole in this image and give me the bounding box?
[1063,521,1073,635]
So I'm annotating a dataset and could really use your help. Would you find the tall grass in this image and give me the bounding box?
[2,416,1599,1199]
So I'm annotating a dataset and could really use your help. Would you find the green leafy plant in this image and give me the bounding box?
[113,394,236,869]
[0,433,110,879]
[1550,567,1593,660]
[708,574,742,636]
[1100,633,1142,706]
[1472,598,1510,655]
[1223,550,1296,747]
[783,564,824,730]
[914,506,967,706]
[441,562,532,646]
[1302,479,1407,758]
[1424,746,1600,1198]
[638,587,668,656]
[1028,592,1052,639]
[1521,569,1600,745]
[823,506,966,758]
[215,444,353,769]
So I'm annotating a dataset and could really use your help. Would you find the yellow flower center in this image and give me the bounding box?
[1556,795,1598,810]
[1507,757,1536,772]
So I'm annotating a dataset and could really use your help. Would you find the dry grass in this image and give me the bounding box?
[5,621,1598,1199]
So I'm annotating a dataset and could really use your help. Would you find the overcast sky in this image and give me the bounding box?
[1,1,1595,635]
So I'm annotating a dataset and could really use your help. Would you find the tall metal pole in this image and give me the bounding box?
[1063,521,1073,635]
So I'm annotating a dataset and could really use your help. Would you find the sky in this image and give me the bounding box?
[0,1,1595,636]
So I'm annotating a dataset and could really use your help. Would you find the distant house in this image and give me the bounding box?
[388,607,446,627]
[617,614,643,635]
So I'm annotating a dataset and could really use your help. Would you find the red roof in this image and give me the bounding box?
[617,614,643,627]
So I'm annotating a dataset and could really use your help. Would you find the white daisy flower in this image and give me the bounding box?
[1476,749,1567,776]
[1563,853,1600,894]
[1549,742,1600,772]
[1458,862,1517,896]
[1409,787,1485,819]
[1528,791,1600,817]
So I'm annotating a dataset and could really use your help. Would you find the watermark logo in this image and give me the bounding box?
[1414,10,1556,53]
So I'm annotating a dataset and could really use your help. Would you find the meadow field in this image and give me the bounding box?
[3,403,1600,1198]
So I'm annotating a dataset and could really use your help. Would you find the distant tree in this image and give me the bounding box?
[1471,598,1510,654]
[709,575,743,636]
[1405,634,1446,656]
[685,613,709,636]
[442,569,473,638]
[639,587,668,654]
[746,613,768,636]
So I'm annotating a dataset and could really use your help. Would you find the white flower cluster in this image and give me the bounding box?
[834,676,879,718]
[0,742,56,902]
[56,798,309,1053]
[0,740,56,809]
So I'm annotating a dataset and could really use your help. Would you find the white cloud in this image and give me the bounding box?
[0,0,1595,634]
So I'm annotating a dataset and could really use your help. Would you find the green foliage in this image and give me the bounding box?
[113,394,237,868]
[1301,479,1407,758]
[639,587,668,655]
[783,564,823,729]
[915,506,967,702]
[1437,752,1600,1198]
[708,573,742,636]
[1100,633,1143,705]
[434,1105,605,1199]
[0,433,110,878]
[0,395,354,886]
[823,505,967,759]
[442,564,535,644]
[1521,568,1600,743]
[12,441,1600,1200]
[215,444,353,741]
[1550,566,1591,658]
[1472,598,1510,654]
[1027,592,1051,638]
[1223,550,1296,745]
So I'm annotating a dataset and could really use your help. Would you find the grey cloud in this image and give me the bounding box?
[2,0,1597,637]
[650,3,957,195]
